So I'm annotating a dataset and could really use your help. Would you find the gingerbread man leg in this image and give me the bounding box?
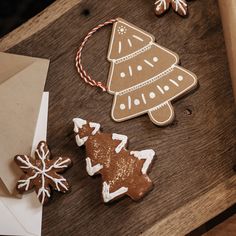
[86,157,103,176]
[102,181,128,203]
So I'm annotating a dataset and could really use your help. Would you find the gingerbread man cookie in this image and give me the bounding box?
[14,141,72,204]
[73,118,155,203]
[107,18,197,126]
[155,0,188,16]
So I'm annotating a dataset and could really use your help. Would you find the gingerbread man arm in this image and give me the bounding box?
[85,157,103,176]
[130,150,155,174]
[112,133,128,153]
[102,182,128,203]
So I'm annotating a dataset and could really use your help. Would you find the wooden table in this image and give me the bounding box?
[1,0,236,235]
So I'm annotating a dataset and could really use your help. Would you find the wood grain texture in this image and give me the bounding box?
[0,0,82,51]
[1,0,236,235]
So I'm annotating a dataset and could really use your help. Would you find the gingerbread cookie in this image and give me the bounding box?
[155,0,188,16]
[14,141,72,204]
[73,118,155,203]
[107,18,197,125]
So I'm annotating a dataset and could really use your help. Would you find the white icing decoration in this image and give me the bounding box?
[17,142,70,204]
[75,135,88,147]
[86,157,103,176]
[102,182,128,203]
[141,93,147,104]
[157,85,165,94]
[115,44,152,64]
[134,99,140,106]
[130,150,155,174]
[118,41,122,54]
[172,0,187,15]
[73,118,99,147]
[149,92,156,99]
[128,65,133,76]
[112,133,128,153]
[164,85,169,91]
[153,57,158,62]
[89,122,100,135]
[137,65,142,71]
[132,34,144,42]
[144,59,154,67]
[155,0,168,11]
[128,96,132,110]
[178,75,183,81]
[120,103,126,110]
[120,72,126,78]
[170,79,179,87]
[73,118,87,132]
[128,39,132,47]
[117,26,127,35]
[117,65,174,96]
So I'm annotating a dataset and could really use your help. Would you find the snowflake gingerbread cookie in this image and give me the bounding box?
[14,141,72,204]
[155,0,189,16]
[73,118,155,203]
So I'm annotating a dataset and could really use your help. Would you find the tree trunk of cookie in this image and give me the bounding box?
[148,102,174,126]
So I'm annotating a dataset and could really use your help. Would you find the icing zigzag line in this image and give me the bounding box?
[118,66,175,95]
[114,44,152,64]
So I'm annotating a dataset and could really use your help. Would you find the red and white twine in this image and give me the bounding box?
[75,19,117,92]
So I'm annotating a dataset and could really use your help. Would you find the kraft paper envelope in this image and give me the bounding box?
[0,92,49,236]
[0,52,49,195]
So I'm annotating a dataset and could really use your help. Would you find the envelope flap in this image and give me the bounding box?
[0,52,41,85]
[0,57,49,194]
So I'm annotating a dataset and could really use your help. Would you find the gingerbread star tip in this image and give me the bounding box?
[155,0,189,17]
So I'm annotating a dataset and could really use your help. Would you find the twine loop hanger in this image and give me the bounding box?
[75,19,117,92]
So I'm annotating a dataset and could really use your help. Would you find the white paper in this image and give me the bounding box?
[0,92,49,236]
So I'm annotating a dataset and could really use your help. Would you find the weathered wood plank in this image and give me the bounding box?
[0,0,82,51]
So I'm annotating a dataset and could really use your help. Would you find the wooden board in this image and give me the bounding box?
[204,214,236,235]
[1,0,236,235]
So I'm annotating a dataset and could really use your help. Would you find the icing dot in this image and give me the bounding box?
[118,26,127,35]
[137,65,142,71]
[149,92,156,99]
[164,86,169,91]
[134,99,140,105]
[178,75,183,81]
[120,104,126,110]
[120,72,126,78]
[153,57,158,62]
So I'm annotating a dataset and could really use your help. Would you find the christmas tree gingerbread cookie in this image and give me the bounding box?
[107,18,198,126]
[73,118,155,203]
